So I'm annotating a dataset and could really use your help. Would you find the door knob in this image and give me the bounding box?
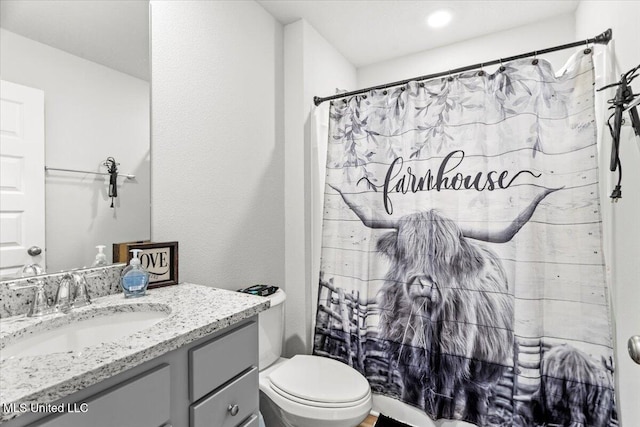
[629,335,640,364]
[227,404,239,416]
[27,246,42,256]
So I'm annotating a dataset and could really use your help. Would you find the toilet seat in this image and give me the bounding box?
[268,355,370,407]
[270,381,371,408]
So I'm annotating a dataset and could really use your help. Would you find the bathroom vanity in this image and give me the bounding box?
[0,283,269,427]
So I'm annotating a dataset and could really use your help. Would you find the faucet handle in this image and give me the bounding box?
[27,279,53,317]
[20,263,45,277]
[55,274,74,314]
[72,273,91,308]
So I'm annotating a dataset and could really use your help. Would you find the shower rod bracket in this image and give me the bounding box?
[594,28,613,45]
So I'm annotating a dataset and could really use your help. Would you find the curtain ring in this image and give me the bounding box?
[448,70,454,82]
[584,39,592,54]
[478,63,485,76]
[532,51,539,65]
[499,58,505,72]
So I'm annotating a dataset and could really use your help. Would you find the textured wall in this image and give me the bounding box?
[150,1,284,290]
[283,20,357,357]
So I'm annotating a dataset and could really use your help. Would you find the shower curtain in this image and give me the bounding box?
[313,51,618,426]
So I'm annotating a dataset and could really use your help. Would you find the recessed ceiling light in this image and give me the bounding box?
[426,9,453,28]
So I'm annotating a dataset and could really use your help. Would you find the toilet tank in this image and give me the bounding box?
[258,289,286,370]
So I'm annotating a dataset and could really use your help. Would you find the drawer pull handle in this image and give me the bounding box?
[227,404,239,416]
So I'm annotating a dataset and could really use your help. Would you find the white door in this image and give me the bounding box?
[0,80,45,278]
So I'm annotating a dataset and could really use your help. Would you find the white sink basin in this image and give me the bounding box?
[1,309,169,360]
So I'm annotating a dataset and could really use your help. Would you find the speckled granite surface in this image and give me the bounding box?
[0,283,270,422]
[0,264,125,318]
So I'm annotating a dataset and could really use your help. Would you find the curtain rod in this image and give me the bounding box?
[313,28,612,106]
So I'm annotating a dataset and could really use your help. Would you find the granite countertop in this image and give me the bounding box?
[0,283,270,423]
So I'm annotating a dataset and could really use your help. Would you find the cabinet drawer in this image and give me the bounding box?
[189,320,257,402]
[35,364,170,427]
[190,367,258,427]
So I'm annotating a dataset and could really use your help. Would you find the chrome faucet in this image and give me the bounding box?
[54,272,92,313]
[9,273,92,317]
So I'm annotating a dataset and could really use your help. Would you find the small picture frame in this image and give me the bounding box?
[113,241,179,288]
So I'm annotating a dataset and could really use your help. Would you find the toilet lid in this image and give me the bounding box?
[268,355,370,404]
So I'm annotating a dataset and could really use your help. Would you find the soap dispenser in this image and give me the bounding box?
[91,245,108,267]
[120,249,149,298]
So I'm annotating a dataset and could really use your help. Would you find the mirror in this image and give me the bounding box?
[0,0,150,279]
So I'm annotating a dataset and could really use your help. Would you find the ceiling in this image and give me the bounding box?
[0,0,150,81]
[257,0,580,67]
[0,1,579,81]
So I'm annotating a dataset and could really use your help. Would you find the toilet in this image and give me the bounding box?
[258,289,372,427]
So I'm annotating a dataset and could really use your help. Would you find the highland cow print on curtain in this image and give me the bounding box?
[313,50,618,427]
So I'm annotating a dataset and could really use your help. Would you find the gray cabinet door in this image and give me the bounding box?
[34,364,171,427]
[189,321,257,402]
[190,367,258,427]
